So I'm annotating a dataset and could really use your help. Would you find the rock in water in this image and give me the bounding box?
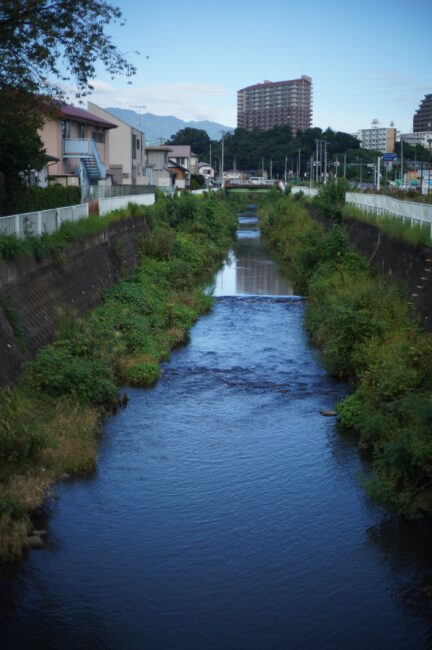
[28,536,44,549]
[320,409,337,417]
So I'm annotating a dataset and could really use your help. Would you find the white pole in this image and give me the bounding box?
[221,133,225,187]
[377,156,381,191]
[401,139,404,189]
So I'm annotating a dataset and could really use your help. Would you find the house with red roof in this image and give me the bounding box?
[38,103,117,195]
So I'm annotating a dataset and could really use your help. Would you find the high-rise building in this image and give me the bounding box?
[357,120,396,153]
[414,94,432,132]
[237,75,312,136]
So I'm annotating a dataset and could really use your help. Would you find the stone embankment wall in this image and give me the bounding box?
[308,205,432,329]
[0,215,150,387]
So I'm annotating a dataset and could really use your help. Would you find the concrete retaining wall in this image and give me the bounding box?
[0,214,150,386]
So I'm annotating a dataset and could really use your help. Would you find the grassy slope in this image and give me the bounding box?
[258,191,432,520]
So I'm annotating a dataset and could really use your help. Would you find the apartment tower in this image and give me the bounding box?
[237,75,312,136]
[413,94,432,132]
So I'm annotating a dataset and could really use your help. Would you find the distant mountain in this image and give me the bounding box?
[104,108,234,143]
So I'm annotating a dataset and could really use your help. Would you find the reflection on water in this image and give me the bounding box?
[213,214,293,297]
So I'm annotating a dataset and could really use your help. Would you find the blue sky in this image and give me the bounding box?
[87,0,432,134]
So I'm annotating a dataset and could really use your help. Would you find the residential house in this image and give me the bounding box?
[197,162,215,182]
[145,146,176,189]
[167,145,199,185]
[39,103,116,194]
[168,159,189,189]
[87,102,147,185]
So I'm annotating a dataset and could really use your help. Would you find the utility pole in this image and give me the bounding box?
[298,148,301,181]
[310,155,313,188]
[400,139,404,188]
[320,140,324,181]
[284,155,287,184]
[377,156,382,191]
[315,140,319,184]
[233,155,237,172]
[262,156,264,176]
[324,142,328,185]
[344,154,346,179]
[270,158,273,180]
[360,156,362,183]
[220,131,225,187]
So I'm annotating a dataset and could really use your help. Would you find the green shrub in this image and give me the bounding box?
[16,184,81,213]
[127,360,160,386]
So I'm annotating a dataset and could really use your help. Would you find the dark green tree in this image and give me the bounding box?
[0,92,47,215]
[0,0,136,98]
[0,1,136,214]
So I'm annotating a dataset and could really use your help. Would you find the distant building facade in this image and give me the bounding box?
[237,76,312,136]
[145,146,175,188]
[357,124,396,153]
[413,94,432,132]
[400,131,432,149]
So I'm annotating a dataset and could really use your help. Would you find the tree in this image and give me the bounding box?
[167,128,210,157]
[0,0,136,98]
[0,93,46,215]
[0,1,136,214]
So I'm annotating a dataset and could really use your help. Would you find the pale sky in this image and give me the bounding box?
[87,0,432,134]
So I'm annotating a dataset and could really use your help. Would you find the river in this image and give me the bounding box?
[1,209,432,649]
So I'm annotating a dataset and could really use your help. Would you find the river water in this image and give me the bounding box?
[1,210,432,649]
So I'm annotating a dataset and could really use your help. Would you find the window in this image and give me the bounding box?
[61,120,70,139]
[78,124,85,139]
[92,131,105,143]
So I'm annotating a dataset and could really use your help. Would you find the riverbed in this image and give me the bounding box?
[1,210,431,649]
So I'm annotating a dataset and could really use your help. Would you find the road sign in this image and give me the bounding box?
[383,153,397,162]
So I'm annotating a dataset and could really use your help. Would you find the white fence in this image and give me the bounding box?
[0,193,156,237]
[98,193,155,216]
[0,203,90,237]
[346,192,432,235]
[291,186,319,197]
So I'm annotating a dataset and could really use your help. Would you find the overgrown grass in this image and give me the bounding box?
[0,191,237,562]
[342,204,432,248]
[259,192,432,519]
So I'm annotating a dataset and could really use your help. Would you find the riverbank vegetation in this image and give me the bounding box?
[0,192,237,562]
[258,191,432,519]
